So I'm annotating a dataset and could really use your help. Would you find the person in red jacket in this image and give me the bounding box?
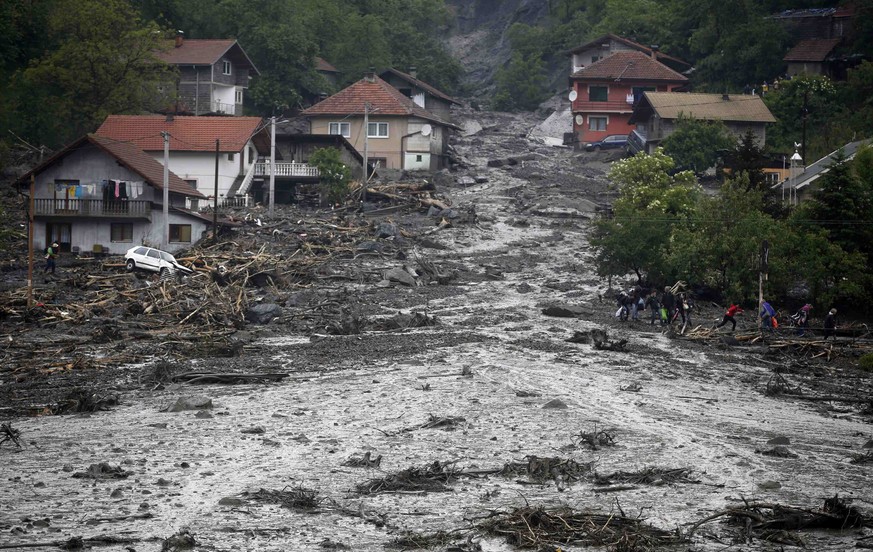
[715,302,744,331]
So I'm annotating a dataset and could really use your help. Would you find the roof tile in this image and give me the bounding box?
[96,115,265,153]
[571,51,688,82]
[301,76,456,128]
[641,92,777,123]
[783,38,841,62]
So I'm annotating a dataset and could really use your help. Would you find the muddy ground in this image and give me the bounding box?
[1,109,872,551]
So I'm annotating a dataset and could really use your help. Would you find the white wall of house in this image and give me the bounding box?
[147,146,251,205]
[212,84,237,114]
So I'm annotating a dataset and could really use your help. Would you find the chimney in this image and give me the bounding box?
[364,67,376,83]
[650,45,659,60]
[175,30,184,48]
[408,66,417,79]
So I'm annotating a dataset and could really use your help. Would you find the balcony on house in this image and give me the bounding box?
[33,199,151,219]
[572,99,637,112]
[254,161,319,178]
[210,100,237,115]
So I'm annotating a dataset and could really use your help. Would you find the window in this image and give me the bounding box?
[329,122,350,138]
[591,55,600,63]
[367,122,389,138]
[589,85,608,102]
[184,179,197,190]
[227,152,235,162]
[169,224,192,243]
[631,86,655,103]
[222,60,231,75]
[235,89,243,104]
[589,116,608,131]
[110,223,133,242]
[416,154,423,162]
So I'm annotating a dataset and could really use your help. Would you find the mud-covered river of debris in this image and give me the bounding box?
[1,110,872,551]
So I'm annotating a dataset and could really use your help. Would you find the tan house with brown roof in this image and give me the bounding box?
[16,135,208,255]
[156,34,259,116]
[627,92,777,155]
[301,74,459,172]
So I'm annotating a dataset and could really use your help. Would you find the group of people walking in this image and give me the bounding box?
[615,286,695,333]
[616,287,840,340]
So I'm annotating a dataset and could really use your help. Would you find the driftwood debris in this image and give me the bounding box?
[0,422,22,448]
[685,495,869,544]
[170,372,288,385]
[479,505,684,549]
[356,461,459,495]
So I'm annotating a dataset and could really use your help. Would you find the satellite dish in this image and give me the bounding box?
[420,124,432,137]
[568,90,578,102]
[574,114,583,126]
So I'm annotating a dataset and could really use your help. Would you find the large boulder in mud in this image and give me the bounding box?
[245,303,283,324]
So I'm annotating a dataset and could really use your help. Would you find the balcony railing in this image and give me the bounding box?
[33,199,151,218]
[572,99,636,112]
[254,162,319,178]
[209,100,236,115]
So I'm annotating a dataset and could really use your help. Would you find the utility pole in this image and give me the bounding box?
[759,240,769,334]
[362,103,370,202]
[162,131,170,248]
[27,174,34,309]
[213,139,220,243]
[801,90,809,166]
[269,116,276,216]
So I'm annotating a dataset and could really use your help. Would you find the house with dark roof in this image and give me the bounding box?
[15,135,208,255]
[156,33,259,116]
[96,115,275,206]
[627,92,777,155]
[772,139,871,204]
[784,38,842,77]
[379,67,461,122]
[300,73,459,172]
[569,51,688,148]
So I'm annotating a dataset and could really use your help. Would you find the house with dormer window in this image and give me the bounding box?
[301,73,459,172]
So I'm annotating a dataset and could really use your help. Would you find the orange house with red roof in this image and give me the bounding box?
[569,50,688,148]
[301,73,459,172]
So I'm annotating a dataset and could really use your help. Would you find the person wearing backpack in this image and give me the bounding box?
[44,242,59,275]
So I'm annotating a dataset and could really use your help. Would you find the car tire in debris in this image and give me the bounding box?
[126,259,136,272]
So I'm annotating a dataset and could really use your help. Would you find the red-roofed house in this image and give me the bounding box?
[156,34,259,116]
[15,135,209,255]
[379,67,461,122]
[568,50,688,148]
[96,115,274,206]
[301,73,459,171]
[566,34,692,75]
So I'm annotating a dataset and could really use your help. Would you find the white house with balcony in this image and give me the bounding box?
[96,115,286,208]
[155,34,259,116]
[15,134,209,255]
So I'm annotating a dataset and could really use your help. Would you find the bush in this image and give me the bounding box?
[858,353,873,372]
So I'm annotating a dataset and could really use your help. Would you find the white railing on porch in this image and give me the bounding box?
[254,161,319,178]
[210,100,236,115]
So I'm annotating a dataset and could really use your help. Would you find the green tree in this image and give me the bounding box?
[798,150,873,261]
[764,74,838,160]
[591,149,700,283]
[309,147,352,206]
[492,52,548,112]
[15,0,175,147]
[661,115,735,174]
